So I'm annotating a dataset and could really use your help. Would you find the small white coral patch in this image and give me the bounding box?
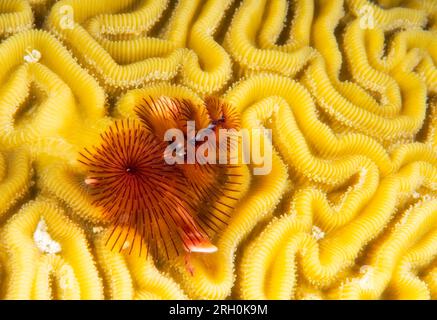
[311,226,325,240]
[33,218,61,254]
[24,49,41,63]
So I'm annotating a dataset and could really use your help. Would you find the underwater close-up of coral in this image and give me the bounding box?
[0,0,436,300]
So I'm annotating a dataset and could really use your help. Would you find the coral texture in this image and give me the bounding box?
[0,0,436,300]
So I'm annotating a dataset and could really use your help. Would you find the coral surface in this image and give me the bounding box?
[0,0,436,300]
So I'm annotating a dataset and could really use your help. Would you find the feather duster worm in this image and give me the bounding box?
[79,95,242,261]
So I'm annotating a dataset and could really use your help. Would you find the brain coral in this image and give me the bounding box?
[0,0,436,300]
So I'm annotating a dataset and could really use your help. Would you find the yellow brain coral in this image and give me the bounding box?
[0,0,435,300]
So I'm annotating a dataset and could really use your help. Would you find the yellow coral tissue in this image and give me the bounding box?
[0,0,436,304]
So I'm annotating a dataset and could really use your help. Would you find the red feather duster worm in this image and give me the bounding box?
[79,96,242,260]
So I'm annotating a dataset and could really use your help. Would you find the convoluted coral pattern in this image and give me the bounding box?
[0,0,435,300]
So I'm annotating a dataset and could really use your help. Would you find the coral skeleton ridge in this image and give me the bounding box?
[0,0,436,300]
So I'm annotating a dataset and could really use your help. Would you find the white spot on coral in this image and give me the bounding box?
[24,49,41,63]
[33,218,61,254]
[92,226,104,234]
[358,265,374,289]
[412,191,420,199]
[58,264,74,291]
[59,5,75,30]
[356,168,367,188]
[311,226,325,240]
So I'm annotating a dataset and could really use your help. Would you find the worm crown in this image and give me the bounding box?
[79,97,243,258]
